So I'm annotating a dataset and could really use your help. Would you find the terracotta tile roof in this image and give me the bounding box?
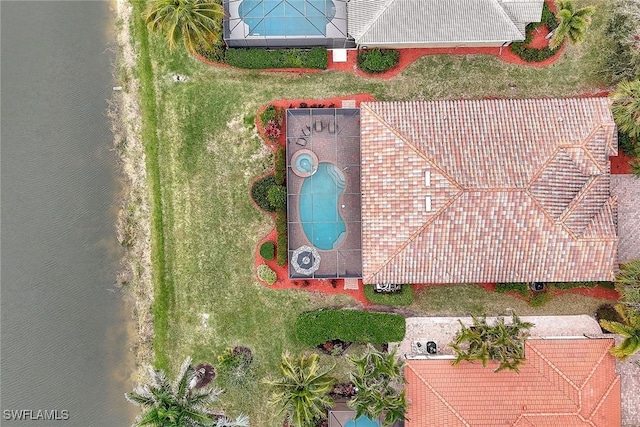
[405,339,621,427]
[360,98,618,284]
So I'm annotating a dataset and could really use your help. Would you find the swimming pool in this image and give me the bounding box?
[299,162,346,250]
[344,415,381,427]
[238,0,335,36]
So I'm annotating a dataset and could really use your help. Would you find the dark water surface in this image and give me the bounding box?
[1,1,136,425]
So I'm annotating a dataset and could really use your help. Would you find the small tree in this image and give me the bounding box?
[600,259,640,359]
[611,80,640,140]
[125,357,249,427]
[348,345,407,427]
[600,313,640,360]
[449,314,533,373]
[145,0,224,54]
[265,352,336,427]
[549,0,596,49]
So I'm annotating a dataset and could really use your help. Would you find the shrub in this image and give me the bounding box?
[257,264,277,285]
[510,3,560,62]
[251,174,278,212]
[225,47,328,69]
[264,120,282,141]
[274,147,286,185]
[529,291,553,307]
[267,185,287,211]
[260,241,275,261]
[618,130,637,157]
[260,104,279,127]
[195,35,227,63]
[495,283,530,297]
[363,284,414,306]
[217,346,254,387]
[547,281,605,290]
[276,210,287,266]
[357,49,400,74]
[295,310,406,346]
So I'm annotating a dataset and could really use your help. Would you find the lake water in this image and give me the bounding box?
[1,1,136,425]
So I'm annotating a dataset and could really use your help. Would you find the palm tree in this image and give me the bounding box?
[348,345,407,427]
[600,313,640,360]
[264,352,336,427]
[145,0,223,54]
[549,0,596,50]
[449,314,533,373]
[125,357,249,427]
[611,80,640,141]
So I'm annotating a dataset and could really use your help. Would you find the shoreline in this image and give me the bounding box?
[111,0,155,380]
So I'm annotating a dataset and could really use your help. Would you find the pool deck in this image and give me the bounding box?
[286,108,362,279]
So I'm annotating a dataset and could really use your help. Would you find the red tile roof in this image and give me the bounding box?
[405,339,621,427]
[360,98,618,284]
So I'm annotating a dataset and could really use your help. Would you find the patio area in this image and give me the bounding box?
[286,108,362,279]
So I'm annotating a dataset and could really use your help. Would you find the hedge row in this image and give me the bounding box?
[363,285,415,306]
[276,210,287,266]
[357,49,400,74]
[275,147,286,185]
[225,47,328,69]
[295,310,406,346]
[510,3,559,62]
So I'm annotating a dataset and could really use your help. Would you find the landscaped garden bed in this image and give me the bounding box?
[510,2,560,62]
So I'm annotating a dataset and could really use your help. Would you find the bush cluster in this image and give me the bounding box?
[276,211,287,266]
[257,264,277,285]
[619,130,638,157]
[251,174,278,212]
[357,49,400,74]
[259,241,275,261]
[195,36,227,63]
[274,147,286,185]
[268,185,287,211]
[225,47,328,69]
[295,310,406,346]
[510,3,559,62]
[363,285,414,306]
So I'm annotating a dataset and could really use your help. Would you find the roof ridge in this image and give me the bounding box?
[360,103,464,283]
[579,124,607,174]
[581,196,617,240]
[494,0,528,36]
[367,192,464,283]
[580,342,612,390]
[355,0,395,43]
[407,364,470,426]
[558,175,599,223]
[587,375,620,423]
[527,342,580,399]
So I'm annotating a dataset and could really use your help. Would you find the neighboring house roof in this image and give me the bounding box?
[359,98,618,284]
[347,0,543,46]
[404,338,621,427]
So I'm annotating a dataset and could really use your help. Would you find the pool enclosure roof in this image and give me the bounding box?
[286,108,362,279]
[224,0,354,48]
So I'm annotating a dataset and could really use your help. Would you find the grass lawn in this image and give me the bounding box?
[126,1,614,424]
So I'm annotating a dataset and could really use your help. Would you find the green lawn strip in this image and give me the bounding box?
[410,284,607,316]
[130,0,173,371]
[295,310,406,346]
[363,284,415,306]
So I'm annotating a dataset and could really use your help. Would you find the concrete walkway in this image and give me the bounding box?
[394,315,603,357]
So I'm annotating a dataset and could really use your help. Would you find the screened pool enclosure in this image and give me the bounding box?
[224,0,354,48]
